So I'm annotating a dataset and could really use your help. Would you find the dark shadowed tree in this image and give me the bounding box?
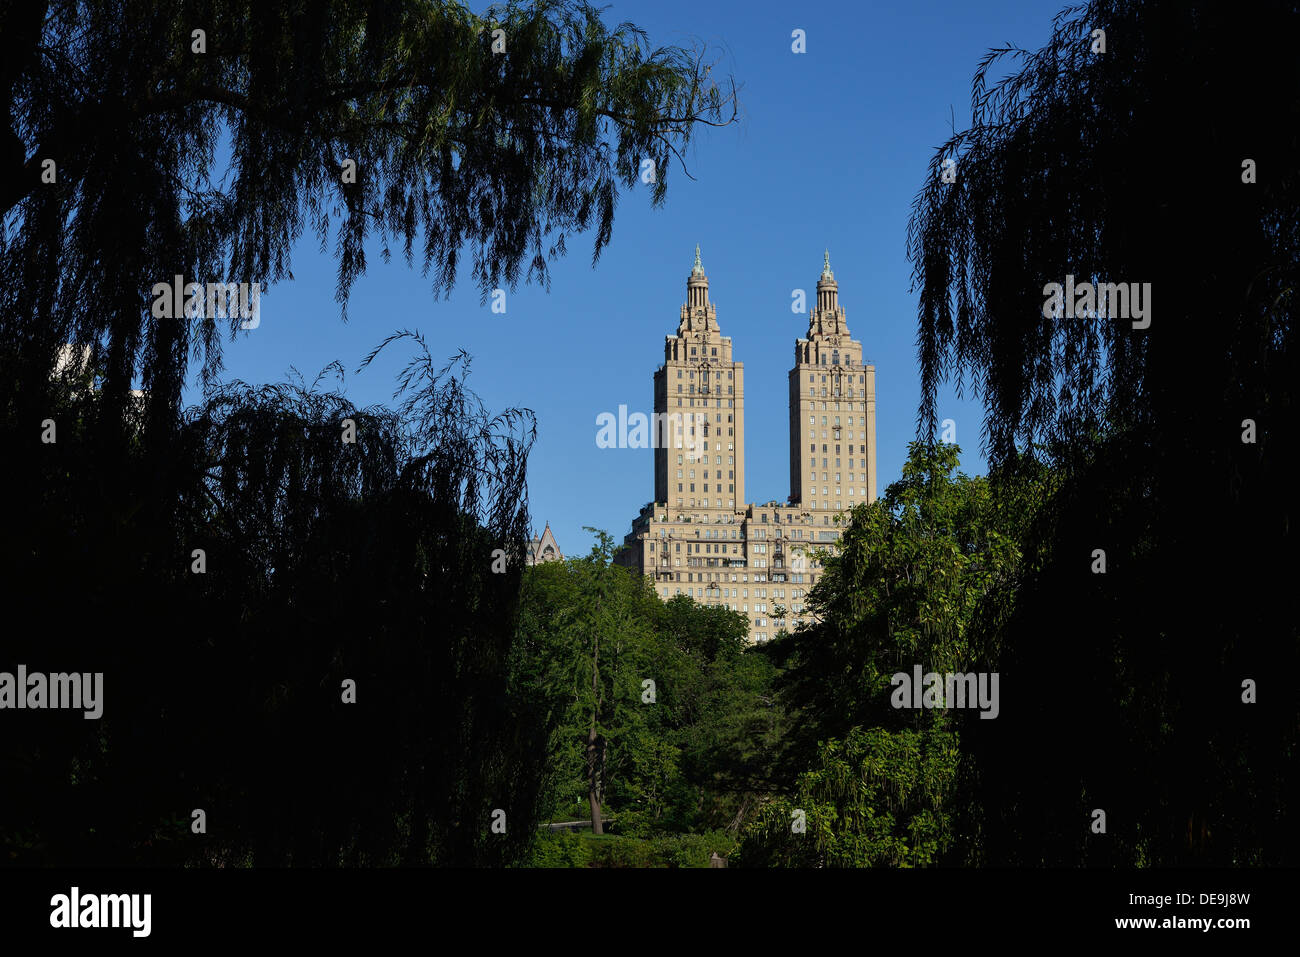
[0,0,737,433]
[907,0,1300,864]
[0,0,739,866]
[0,342,548,866]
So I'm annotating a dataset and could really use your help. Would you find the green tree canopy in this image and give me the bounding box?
[747,442,1048,866]
[517,540,782,841]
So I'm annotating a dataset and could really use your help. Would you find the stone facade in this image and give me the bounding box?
[616,250,877,643]
[526,522,564,565]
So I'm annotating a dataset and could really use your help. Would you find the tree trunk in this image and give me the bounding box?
[587,722,603,835]
[587,626,604,835]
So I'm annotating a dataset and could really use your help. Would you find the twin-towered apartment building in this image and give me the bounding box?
[615,248,877,643]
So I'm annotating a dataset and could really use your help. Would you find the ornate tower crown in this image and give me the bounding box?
[680,244,718,334]
[811,249,846,338]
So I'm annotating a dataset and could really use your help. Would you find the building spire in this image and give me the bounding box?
[684,243,711,315]
[813,249,842,332]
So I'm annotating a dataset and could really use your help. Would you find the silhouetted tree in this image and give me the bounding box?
[1,343,548,866]
[908,0,1300,864]
[0,0,737,435]
[0,0,738,867]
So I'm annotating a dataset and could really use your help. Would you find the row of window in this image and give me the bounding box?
[668,503,846,525]
[808,372,866,382]
[674,454,734,465]
[679,384,735,395]
[655,586,805,599]
[810,458,868,469]
[674,398,734,409]
[805,401,864,412]
[653,541,758,554]
[661,557,801,571]
[654,526,814,540]
[658,570,817,584]
[678,558,786,569]
[811,415,868,426]
[811,443,868,454]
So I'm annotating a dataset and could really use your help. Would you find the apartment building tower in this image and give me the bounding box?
[616,249,877,643]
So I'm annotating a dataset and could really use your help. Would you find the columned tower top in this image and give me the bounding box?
[811,249,847,337]
[680,245,719,334]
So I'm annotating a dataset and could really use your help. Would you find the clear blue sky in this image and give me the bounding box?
[184,0,1066,558]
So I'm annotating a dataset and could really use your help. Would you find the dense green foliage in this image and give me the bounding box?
[739,443,1048,867]
[526,830,737,868]
[515,535,785,842]
[737,727,959,868]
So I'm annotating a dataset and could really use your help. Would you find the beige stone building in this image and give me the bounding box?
[526,522,564,565]
[616,249,877,643]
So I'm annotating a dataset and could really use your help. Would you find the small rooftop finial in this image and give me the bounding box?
[821,249,833,280]
[691,244,705,277]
